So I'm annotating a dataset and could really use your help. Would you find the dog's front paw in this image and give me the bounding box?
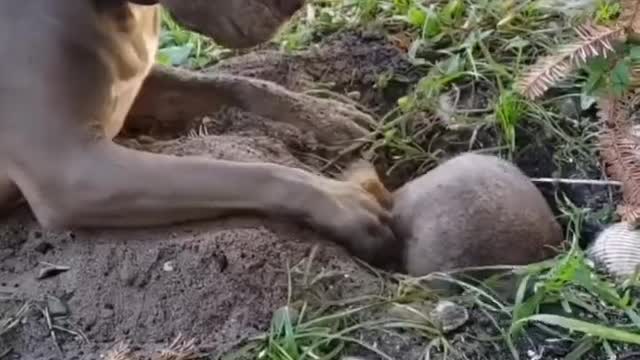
[302,176,398,267]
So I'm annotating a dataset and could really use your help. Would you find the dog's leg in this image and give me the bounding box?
[0,1,394,267]
[126,65,374,146]
[6,129,394,264]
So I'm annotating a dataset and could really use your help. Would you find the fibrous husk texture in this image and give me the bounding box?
[516,23,625,100]
[587,221,640,279]
[620,0,640,35]
[597,94,640,224]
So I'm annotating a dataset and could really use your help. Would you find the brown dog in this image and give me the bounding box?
[0,1,394,265]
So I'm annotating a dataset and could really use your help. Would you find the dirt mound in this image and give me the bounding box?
[0,127,384,360]
[0,31,414,360]
[1,207,370,359]
[212,31,420,114]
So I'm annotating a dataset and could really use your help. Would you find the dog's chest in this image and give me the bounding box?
[102,4,160,139]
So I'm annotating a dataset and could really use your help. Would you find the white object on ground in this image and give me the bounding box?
[587,222,640,279]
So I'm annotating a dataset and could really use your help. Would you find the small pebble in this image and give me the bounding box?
[347,91,361,101]
[34,241,54,254]
[136,135,155,144]
[555,97,578,119]
[46,295,69,317]
[100,308,115,319]
[429,300,469,333]
[163,261,175,272]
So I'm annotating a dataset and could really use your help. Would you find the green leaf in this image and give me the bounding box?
[423,7,442,38]
[444,54,463,75]
[441,0,464,23]
[572,266,626,308]
[564,336,597,360]
[174,30,190,45]
[513,314,640,345]
[513,287,545,325]
[269,306,300,358]
[610,60,631,96]
[407,6,426,28]
[407,39,428,65]
[155,52,172,66]
[586,56,610,72]
[156,44,194,66]
[397,96,413,112]
[583,72,606,96]
[393,0,411,14]
[457,30,494,51]
[630,46,640,61]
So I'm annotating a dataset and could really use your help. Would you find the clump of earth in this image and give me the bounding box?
[0,30,620,360]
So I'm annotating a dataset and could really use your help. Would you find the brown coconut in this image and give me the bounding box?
[344,153,565,277]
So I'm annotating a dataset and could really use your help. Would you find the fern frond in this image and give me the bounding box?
[597,95,640,224]
[598,127,640,224]
[620,0,640,35]
[597,94,635,127]
[516,24,625,100]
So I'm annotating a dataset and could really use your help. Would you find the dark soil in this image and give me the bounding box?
[0,30,619,360]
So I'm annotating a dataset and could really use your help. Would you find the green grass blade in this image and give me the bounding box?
[514,314,640,345]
